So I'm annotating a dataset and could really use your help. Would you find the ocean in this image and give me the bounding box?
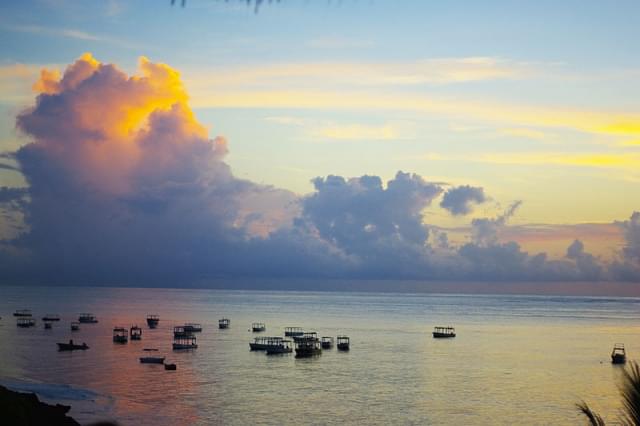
[0,286,638,425]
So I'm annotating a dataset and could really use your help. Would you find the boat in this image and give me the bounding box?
[337,335,350,351]
[41,314,60,321]
[250,336,283,351]
[13,309,32,317]
[16,318,36,328]
[173,326,190,337]
[252,322,266,332]
[284,327,304,337]
[173,334,197,350]
[113,327,128,343]
[164,363,177,370]
[432,326,456,338]
[218,318,230,329]
[183,323,202,333]
[146,314,160,328]
[78,313,98,323]
[70,322,80,331]
[321,336,334,349]
[293,332,318,342]
[140,356,165,364]
[57,340,89,351]
[143,348,159,352]
[611,343,626,364]
[130,325,143,340]
[266,339,293,355]
[294,336,322,358]
[44,322,53,329]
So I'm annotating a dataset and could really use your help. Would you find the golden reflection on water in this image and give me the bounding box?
[0,287,638,425]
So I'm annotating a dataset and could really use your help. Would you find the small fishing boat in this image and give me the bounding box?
[78,313,98,323]
[173,326,190,337]
[41,314,60,321]
[250,336,283,351]
[337,335,350,351]
[611,343,626,364]
[284,327,304,337]
[57,340,89,351]
[321,336,334,349]
[13,309,32,317]
[295,336,322,358]
[293,332,318,342]
[113,327,128,343]
[146,314,160,328]
[139,356,165,364]
[173,335,197,350]
[130,325,142,340]
[432,326,456,338]
[183,323,202,333]
[218,318,230,329]
[252,322,266,332]
[17,318,36,328]
[266,339,293,355]
[164,363,177,370]
[70,322,80,331]
[44,322,53,329]
[143,348,159,352]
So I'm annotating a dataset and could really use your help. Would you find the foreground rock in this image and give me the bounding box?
[0,385,80,425]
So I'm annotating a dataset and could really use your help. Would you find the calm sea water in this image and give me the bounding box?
[0,286,639,425]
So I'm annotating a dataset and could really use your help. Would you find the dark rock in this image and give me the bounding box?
[0,385,80,425]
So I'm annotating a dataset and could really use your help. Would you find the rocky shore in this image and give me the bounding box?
[0,385,80,425]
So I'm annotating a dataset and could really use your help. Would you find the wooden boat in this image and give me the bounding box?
[432,326,456,338]
[293,332,318,342]
[173,326,190,337]
[17,318,36,327]
[13,309,32,317]
[41,314,60,321]
[146,315,160,328]
[143,348,159,352]
[321,336,334,349]
[611,343,626,364]
[183,323,202,333]
[218,318,230,329]
[284,327,304,337]
[250,336,283,351]
[57,340,89,351]
[44,322,53,329]
[130,325,142,340]
[78,313,98,323]
[337,335,350,351]
[70,322,80,331]
[113,327,128,343]
[252,322,266,332]
[266,339,293,355]
[295,336,322,358]
[164,363,177,370]
[173,335,197,350]
[139,356,165,364]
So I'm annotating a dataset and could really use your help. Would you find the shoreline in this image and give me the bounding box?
[0,385,80,426]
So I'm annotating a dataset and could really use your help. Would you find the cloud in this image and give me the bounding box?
[1,24,139,49]
[440,185,487,216]
[314,123,397,141]
[0,54,636,287]
[471,201,522,246]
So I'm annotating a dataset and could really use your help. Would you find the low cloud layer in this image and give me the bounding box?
[0,54,638,286]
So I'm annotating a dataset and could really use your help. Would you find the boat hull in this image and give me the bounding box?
[432,332,456,338]
[612,354,626,364]
[57,343,89,351]
[140,357,165,364]
[173,343,198,350]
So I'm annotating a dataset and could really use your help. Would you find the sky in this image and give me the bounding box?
[0,0,639,291]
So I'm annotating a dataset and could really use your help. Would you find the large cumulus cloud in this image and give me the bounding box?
[0,54,636,285]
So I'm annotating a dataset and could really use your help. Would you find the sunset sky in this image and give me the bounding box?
[1,1,639,288]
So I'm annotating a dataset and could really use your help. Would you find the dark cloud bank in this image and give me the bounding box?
[0,54,639,291]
